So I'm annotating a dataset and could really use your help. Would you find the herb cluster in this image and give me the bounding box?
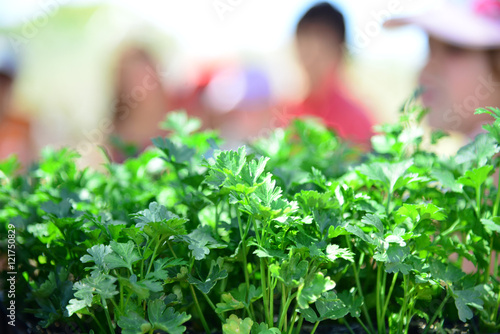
[2,105,500,333]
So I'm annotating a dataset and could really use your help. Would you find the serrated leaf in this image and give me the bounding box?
[33,272,57,299]
[395,203,446,226]
[361,214,384,233]
[216,293,245,313]
[455,133,499,167]
[300,291,349,322]
[188,259,228,294]
[105,241,141,272]
[67,272,118,316]
[385,262,412,275]
[326,244,354,262]
[452,288,484,322]
[345,224,377,245]
[133,202,187,238]
[251,322,280,334]
[175,226,226,261]
[148,299,191,334]
[223,314,253,334]
[338,289,363,317]
[146,257,188,281]
[229,283,262,307]
[152,137,195,165]
[297,273,336,309]
[206,147,247,188]
[118,312,152,334]
[269,254,308,288]
[430,260,465,283]
[431,170,463,193]
[481,218,500,235]
[357,160,414,193]
[81,244,113,274]
[66,297,91,317]
[457,165,493,189]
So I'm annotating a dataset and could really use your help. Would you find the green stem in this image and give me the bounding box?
[114,269,124,313]
[141,237,154,279]
[423,288,450,334]
[237,206,251,302]
[279,285,289,332]
[101,297,115,334]
[251,215,262,245]
[376,264,385,334]
[487,235,495,284]
[382,272,399,320]
[260,258,271,327]
[294,315,304,334]
[346,236,375,334]
[287,308,298,334]
[201,292,225,321]
[167,241,178,259]
[494,175,500,217]
[355,316,371,334]
[89,313,107,333]
[492,282,500,322]
[172,164,186,197]
[476,185,482,219]
[268,269,274,327]
[310,321,320,334]
[440,219,462,237]
[386,190,392,215]
[278,291,297,332]
[344,321,356,334]
[190,285,211,334]
[398,275,410,334]
[146,236,162,277]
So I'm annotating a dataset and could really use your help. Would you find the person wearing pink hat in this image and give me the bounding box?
[386,0,500,137]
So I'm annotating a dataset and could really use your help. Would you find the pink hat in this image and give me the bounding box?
[385,0,500,50]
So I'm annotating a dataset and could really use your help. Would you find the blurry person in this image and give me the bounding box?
[386,0,500,138]
[111,47,169,162]
[168,63,273,148]
[0,44,32,166]
[386,0,500,275]
[285,2,375,147]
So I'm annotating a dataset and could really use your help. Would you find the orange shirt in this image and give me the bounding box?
[0,115,32,165]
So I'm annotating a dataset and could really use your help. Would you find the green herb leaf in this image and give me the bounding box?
[133,202,188,238]
[118,312,152,334]
[457,165,494,189]
[251,322,280,334]
[216,293,245,313]
[104,241,141,272]
[81,244,113,274]
[452,287,484,322]
[148,299,191,334]
[455,133,499,167]
[223,314,253,334]
[188,259,228,294]
[297,272,336,309]
[326,244,354,263]
[269,254,308,288]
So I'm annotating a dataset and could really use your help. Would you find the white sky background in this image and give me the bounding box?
[0,0,430,63]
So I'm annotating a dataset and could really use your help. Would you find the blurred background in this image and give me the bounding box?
[0,0,435,167]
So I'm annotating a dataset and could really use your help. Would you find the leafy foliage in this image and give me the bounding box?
[2,105,500,334]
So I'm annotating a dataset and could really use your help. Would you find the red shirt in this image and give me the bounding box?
[285,78,374,147]
[0,114,33,165]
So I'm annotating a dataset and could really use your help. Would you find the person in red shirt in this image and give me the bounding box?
[286,2,374,147]
[0,46,33,166]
